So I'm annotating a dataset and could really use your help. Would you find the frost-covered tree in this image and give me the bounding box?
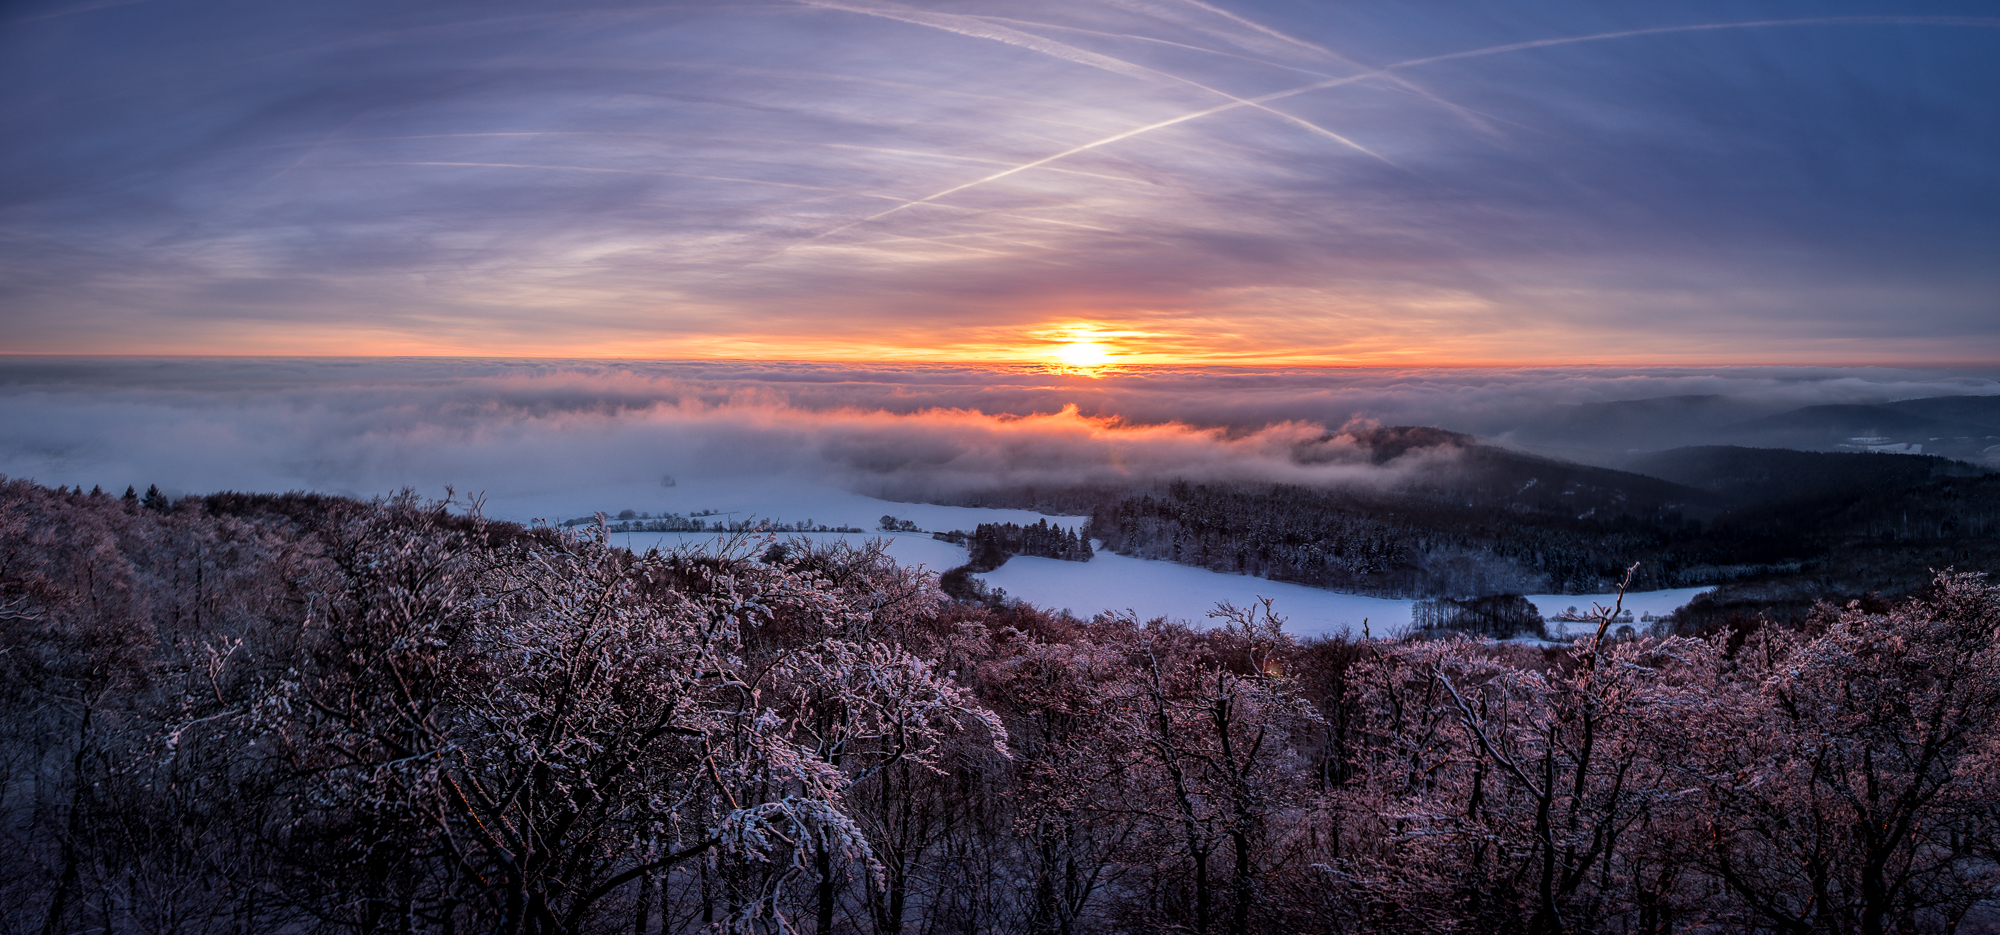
[1654,572,2000,934]
[5,475,2000,934]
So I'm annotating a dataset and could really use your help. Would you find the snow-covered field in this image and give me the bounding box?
[976,551,1408,638]
[978,554,1711,640]
[570,478,1713,642]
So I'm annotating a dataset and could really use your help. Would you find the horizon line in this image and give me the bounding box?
[4,352,1998,370]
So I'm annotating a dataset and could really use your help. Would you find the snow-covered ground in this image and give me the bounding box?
[516,477,1711,642]
[976,551,1410,639]
[979,554,1712,641]
[611,528,1712,644]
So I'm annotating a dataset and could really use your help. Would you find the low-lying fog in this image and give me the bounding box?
[6,358,1995,631]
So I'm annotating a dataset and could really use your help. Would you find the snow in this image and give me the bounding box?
[531,480,1712,642]
[976,553,1713,641]
[975,550,1411,640]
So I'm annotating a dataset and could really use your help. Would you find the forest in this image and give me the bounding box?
[4,477,1999,934]
[931,520,1095,569]
[929,521,1094,607]
[568,513,866,534]
[1081,443,2000,601]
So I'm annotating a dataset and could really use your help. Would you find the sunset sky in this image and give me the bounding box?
[3,0,1996,365]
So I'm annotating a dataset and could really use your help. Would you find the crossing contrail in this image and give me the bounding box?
[793,0,1394,163]
[772,13,1999,255]
[1107,0,1501,135]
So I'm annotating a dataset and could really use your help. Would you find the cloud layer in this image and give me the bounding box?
[2,1,1997,361]
[5,359,1996,514]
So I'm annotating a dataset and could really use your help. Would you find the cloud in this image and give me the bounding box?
[3,359,1996,514]
[2,1,1996,360]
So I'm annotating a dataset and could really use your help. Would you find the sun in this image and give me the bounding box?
[1035,322,1130,370]
[1054,340,1113,367]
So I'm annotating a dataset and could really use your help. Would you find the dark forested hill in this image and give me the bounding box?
[1623,446,1988,506]
[1677,394,2000,463]
[1882,393,2000,426]
[1484,392,2000,465]
[1716,404,1972,450]
[1081,433,1730,598]
[1084,479,1720,598]
[1079,436,2000,600]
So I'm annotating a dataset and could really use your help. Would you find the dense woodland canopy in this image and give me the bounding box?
[4,478,2000,934]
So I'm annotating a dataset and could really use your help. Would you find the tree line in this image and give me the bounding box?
[4,478,1998,933]
[560,511,865,534]
[932,519,1094,570]
[930,520,1091,607]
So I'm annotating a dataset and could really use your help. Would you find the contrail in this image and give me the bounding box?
[284,132,1150,186]
[975,14,1330,73]
[1175,0,1335,56]
[1106,0,1348,62]
[820,143,1151,185]
[365,161,1138,245]
[345,161,939,205]
[1387,15,2000,71]
[794,0,1395,165]
[970,14,1502,138]
[768,73,1386,249]
[1108,0,1499,135]
[778,14,2000,252]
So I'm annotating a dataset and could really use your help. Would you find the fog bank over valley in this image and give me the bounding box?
[6,358,1997,630]
[5,358,1997,512]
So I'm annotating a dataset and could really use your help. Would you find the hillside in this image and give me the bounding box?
[1488,392,2000,465]
[1066,435,2000,601]
[1622,445,1989,506]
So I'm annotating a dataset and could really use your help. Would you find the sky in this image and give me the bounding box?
[3,1,1997,365]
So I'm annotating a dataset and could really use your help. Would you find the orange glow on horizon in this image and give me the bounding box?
[7,317,1995,369]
